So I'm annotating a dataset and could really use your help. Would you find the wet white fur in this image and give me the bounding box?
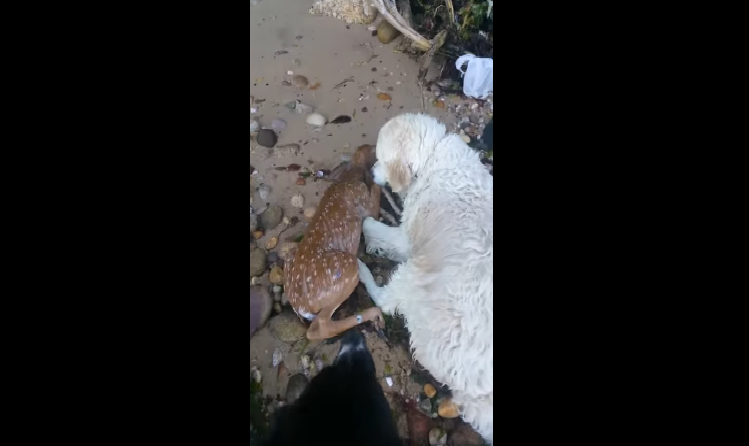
[360,113,493,444]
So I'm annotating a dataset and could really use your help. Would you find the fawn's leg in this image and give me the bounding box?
[306,304,384,341]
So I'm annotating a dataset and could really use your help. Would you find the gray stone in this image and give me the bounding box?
[260,205,283,230]
[271,118,286,132]
[250,247,267,277]
[269,312,308,343]
[257,129,277,147]
[286,373,309,403]
[250,285,273,337]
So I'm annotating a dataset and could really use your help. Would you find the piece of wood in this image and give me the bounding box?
[370,0,431,51]
[418,29,448,83]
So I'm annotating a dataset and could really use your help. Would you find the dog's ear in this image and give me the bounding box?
[387,158,411,193]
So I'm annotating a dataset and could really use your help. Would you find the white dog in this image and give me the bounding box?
[356,113,493,444]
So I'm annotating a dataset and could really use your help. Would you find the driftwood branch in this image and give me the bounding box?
[418,29,448,83]
[397,0,412,26]
[370,0,431,51]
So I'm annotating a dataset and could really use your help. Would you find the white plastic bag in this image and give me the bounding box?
[455,53,493,99]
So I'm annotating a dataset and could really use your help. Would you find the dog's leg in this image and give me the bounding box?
[363,217,410,262]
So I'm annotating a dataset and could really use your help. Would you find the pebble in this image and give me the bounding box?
[269,266,284,285]
[281,293,288,306]
[284,100,296,109]
[295,101,315,114]
[250,247,267,277]
[267,251,279,263]
[315,358,324,371]
[292,75,308,88]
[429,428,447,445]
[250,119,259,132]
[272,347,283,367]
[253,229,264,239]
[296,177,306,185]
[251,366,262,384]
[277,361,288,378]
[419,398,433,413]
[385,376,393,387]
[424,383,437,398]
[273,284,282,293]
[258,184,271,201]
[460,135,471,144]
[260,205,283,230]
[257,129,277,147]
[449,424,484,445]
[266,236,278,249]
[290,193,305,208]
[303,206,317,220]
[437,399,459,418]
[269,312,307,343]
[274,301,282,313]
[286,374,309,403]
[250,285,273,337]
[377,20,401,44]
[305,113,327,126]
[271,118,286,132]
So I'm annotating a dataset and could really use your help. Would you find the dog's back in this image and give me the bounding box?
[264,330,402,446]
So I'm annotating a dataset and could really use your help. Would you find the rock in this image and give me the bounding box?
[280,242,298,259]
[429,428,447,445]
[281,293,289,306]
[290,194,304,208]
[270,312,308,343]
[271,118,286,132]
[306,113,327,126]
[377,20,401,44]
[296,101,315,114]
[266,236,278,249]
[437,398,459,418]
[469,114,480,124]
[272,347,283,367]
[460,135,471,144]
[267,251,279,264]
[250,213,257,232]
[274,302,282,313]
[250,247,267,277]
[250,285,273,337]
[257,129,277,147]
[258,183,271,201]
[284,100,296,110]
[269,266,284,285]
[286,373,309,403]
[424,383,437,398]
[260,205,283,230]
[292,75,309,89]
[449,424,485,445]
[277,360,288,378]
[250,119,259,132]
[407,406,433,443]
[303,206,317,221]
[419,397,433,413]
[253,229,264,239]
